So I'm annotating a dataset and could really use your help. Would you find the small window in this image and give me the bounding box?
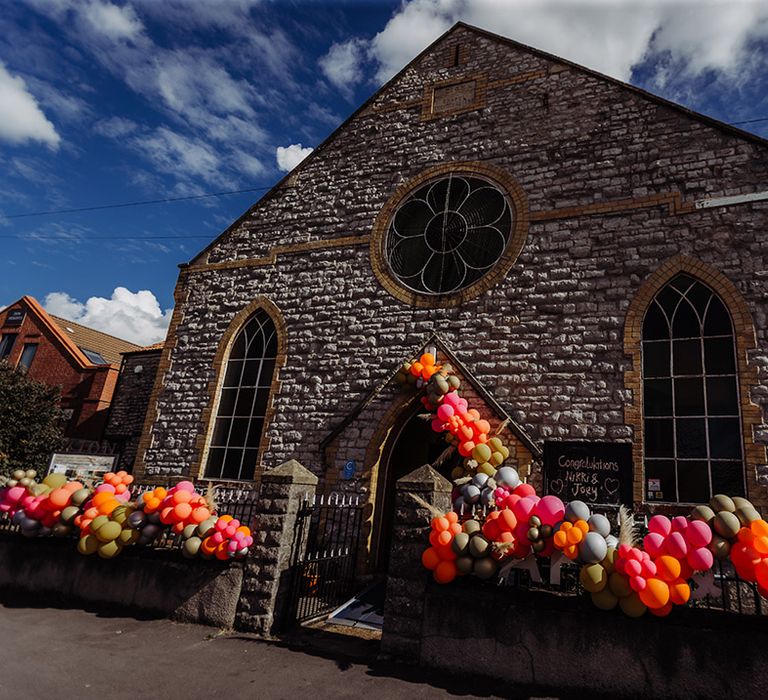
[81,348,107,364]
[17,343,37,372]
[0,333,17,360]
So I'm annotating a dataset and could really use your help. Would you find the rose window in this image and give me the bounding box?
[385,175,513,295]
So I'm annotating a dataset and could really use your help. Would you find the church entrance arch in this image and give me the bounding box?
[370,400,461,572]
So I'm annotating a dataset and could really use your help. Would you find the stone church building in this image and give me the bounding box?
[133,23,768,570]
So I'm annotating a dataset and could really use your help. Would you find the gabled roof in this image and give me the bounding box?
[121,342,164,355]
[49,315,141,365]
[186,21,768,269]
[2,296,139,368]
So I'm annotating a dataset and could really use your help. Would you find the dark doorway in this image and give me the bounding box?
[373,406,461,572]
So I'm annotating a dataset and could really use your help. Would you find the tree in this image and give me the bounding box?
[0,362,63,478]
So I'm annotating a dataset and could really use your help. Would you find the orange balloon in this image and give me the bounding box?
[655,555,682,582]
[499,509,517,533]
[190,507,210,524]
[437,530,452,547]
[433,560,457,584]
[565,544,579,559]
[639,578,670,609]
[575,520,590,534]
[669,579,691,605]
[751,519,768,538]
[445,511,459,524]
[173,502,193,521]
[172,489,192,505]
[738,527,755,545]
[201,537,217,556]
[422,547,440,570]
[215,542,229,561]
[409,362,423,377]
[567,528,583,545]
[92,492,112,507]
[553,531,568,548]
[98,501,117,516]
[219,514,233,523]
[436,543,457,561]
[649,602,672,617]
[466,409,481,422]
[160,506,175,524]
[236,526,251,536]
[755,537,768,555]
[432,516,450,532]
[49,489,70,509]
[561,522,573,532]
[420,353,435,367]
[756,559,768,590]
[449,522,462,536]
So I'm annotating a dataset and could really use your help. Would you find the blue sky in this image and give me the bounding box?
[1,0,768,344]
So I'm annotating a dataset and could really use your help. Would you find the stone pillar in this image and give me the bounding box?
[235,459,318,636]
[380,464,452,662]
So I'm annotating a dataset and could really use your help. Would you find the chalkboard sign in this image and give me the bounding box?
[4,309,25,326]
[543,441,633,506]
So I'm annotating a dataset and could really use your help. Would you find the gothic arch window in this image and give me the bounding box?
[642,274,746,503]
[204,309,277,480]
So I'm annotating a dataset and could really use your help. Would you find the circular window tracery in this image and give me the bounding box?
[385,175,513,295]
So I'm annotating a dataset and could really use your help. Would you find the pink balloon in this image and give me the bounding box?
[95,484,115,494]
[175,480,196,493]
[514,483,537,498]
[431,418,445,433]
[687,547,714,572]
[686,520,712,548]
[443,392,461,408]
[436,404,454,422]
[7,487,25,503]
[625,559,643,577]
[512,496,537,523]
[671,516,689,533]
[535,495,565,526]
[618,544,633,559]
[641,559,657,578]
[665,531,688,558]
[211,532,224,545]
[648,515,671,537]
[456,399,469,415]
[643,532,666,558]
[630,575,647,592]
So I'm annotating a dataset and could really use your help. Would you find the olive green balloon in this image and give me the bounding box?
[732,496,754,510]
[77,535,99,555]
[111,506,129,524]
[25,469,36,479]
[61,506,80,524]
[197,518,218,538]
[473,557,498,580]
[532,540,546,553]
[456,556,474,575]
[710,494,736,513]
[52,523,71,538]
[182,523,198,540]
[91,515,109,532]
[43,473,67,489]
[11,469,25,481]
[709,535,731,560]
[690,505,716,523]
[529,515,542,528]
[601,547,617,575]
[714,511,741,539]
[448,375,460,389]
[463,519,481,536]
[96,521,122,543]
[591,588,619,611]
[469,535,490,559]
[539,525,553,539]
[735,507,761,526]
[608,571,632,598]
[97,540,122,559]
[619,592,647,618]
[580,564,608,593]
[452,532,470,556]
[119,528,140,545]
[71,489,91,507]
[31,484,48,496]
[183,537,202,559]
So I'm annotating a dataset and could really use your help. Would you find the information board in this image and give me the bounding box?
[543,441,633,506]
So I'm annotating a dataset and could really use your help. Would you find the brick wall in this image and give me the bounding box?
[135,26,768,514]
[104,350,162,471]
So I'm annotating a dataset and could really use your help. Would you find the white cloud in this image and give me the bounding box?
[81,0,144,41]
[319,39,367,98]
[0,62,60,148]
[276,143,313,172]
[93,116,139,138]
[131,126,224,184]
[43,287,172,346]
[365,0,768,84]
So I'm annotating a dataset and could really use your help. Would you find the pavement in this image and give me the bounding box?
[0,602,547,700]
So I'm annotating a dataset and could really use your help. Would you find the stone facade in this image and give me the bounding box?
[104,348,162,471]
[135,24,768,535]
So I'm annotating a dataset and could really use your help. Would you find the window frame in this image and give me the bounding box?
[17,343,38,373]
[641,274,746,504]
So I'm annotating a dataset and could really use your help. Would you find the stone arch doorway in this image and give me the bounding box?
[370,401,461,573]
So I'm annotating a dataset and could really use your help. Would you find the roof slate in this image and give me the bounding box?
[49,315,141,365]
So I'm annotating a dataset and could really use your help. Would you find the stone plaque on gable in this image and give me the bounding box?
[432,80,477,114]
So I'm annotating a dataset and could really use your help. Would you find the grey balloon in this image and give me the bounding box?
[588,513,611,537]
[495,467,520,488]
[472,473,489,489]
[462,484,481,504]
[580,532,608,564]
[127,511,146,529]
[565,500,591,523]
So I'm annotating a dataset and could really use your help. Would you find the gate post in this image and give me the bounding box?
[380,464,452,662]
[235,459,318,636]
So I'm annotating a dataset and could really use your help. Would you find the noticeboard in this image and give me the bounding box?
[543,441,633,506]
[4,309,25,326]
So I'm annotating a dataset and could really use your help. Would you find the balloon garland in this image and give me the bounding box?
[0,470,253,561]
[404,353,768,617]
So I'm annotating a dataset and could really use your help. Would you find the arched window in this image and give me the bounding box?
[642,274,745,503]
[205,309,277,480]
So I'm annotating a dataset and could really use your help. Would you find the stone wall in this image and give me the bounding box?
[136,25,768,511]
[105,349,162,471]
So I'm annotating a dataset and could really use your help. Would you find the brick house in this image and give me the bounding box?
[0,296,140,441]
[133,23,768,571]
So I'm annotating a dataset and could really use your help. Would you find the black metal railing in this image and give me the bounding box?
[287,493,365,625]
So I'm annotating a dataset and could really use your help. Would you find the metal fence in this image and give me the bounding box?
[287,493,366,625]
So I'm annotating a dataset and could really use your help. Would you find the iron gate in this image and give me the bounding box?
[287,493,365,625]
